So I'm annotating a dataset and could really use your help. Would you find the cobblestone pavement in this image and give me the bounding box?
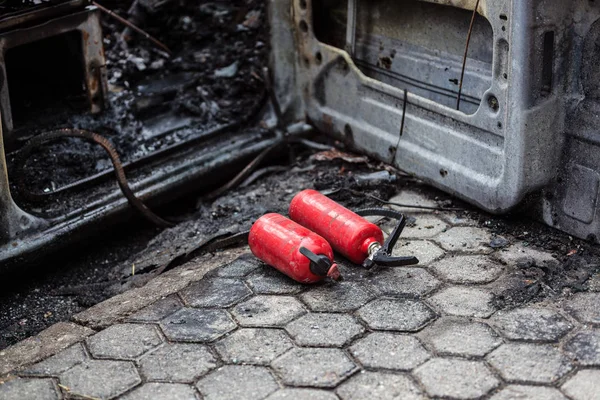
[1,191,600,399]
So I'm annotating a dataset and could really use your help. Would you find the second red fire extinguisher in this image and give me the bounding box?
[248,213,341,283]
[289,189,419,269]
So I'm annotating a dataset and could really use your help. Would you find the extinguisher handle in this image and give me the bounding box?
[356,208,420,268]
[299,247,335,277]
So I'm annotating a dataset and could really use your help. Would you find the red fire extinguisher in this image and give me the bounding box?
[289,189,419,269]
[248,213,341,283]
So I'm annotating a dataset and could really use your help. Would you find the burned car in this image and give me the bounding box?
[1,0,600,267]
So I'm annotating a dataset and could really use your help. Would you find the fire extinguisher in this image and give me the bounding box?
[248,213,341,283]
[289,189,419,269]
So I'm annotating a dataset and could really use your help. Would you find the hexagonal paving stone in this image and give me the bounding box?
[300,282,375,312]
[495,243,558,267]
[392,240,445,265]
[336,371,423,400]
[23,343,87,376]
[388,191,437,214]
[215,328,294,365]
[245,267,304,295]
[440,212,478,227]
[138,343,217,382]
[272,348,358,388]
[196,365,279,400]
[266,388,339,400]
[0,378,59,400]
[86,323,162,360]
[367,267,441,298]
[59,359,141,400]
[180,278,252,308]
[487,343,572,384]
[490,385,567,400]
[564,292,600,325]
[231,295,305,327]
[561,369,600,400]
[429,255,504,284]
[160,308,236,342]
[215,255,261,277]
[491,307,573,342]
[428,286,496,318]
[285,313,365,347]
[357,299,436,331]
[349,332,430,371]
[564,328,600,366]
[419,318,502,357]
[413,358,499,399]
[435,227,492,253]
[385,214,448,239]
[121,383,198,400]
[127,295,183,322]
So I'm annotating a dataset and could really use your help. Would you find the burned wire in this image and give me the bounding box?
[326,188,465,212]
[456,0,481,111]
[15,129,174,228]
[92,1,172,55]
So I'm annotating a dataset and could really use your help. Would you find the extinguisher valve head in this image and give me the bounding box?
[327,264,341,281]
[299,247,342,280]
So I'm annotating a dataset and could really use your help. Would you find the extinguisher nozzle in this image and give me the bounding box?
[327,264,342,281]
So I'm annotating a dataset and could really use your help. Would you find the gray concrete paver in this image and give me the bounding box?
[271,348,357,388]
[285,313,364,347]
[367,267,441,298]
[357,298,436,332]
[59,359,141,400]
[86,323,163,360]
[428,286,496,318]
[299,282,375,312]
[245,268,304,295]
[435,227,493,253]
[180,278,252,308]
[215,328,293,365]
[231,295,305,327]
[387,191,437,214]
[196,365,279,400]
[490,385,567,400]
[127,295,183,322]
[564,292,600,325]
[349,332,430,371]
[419,318,502,357]
[429,255,504,284]
[495,243,558,267]
[120,382,198,400]
[491,307,573,342]
[0,377,59,400]
[138,343,217,382]
[22,343,87,376]
[396,214,448,238]
[336,371,423,400]
[564,328,600,366]
[160,308,236,342]
[214,255,262,278]
[561,369,600,400]
[392,240,445,265]
[413,358,499,399]
[487,343,572,384]
[266,388,339,399]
